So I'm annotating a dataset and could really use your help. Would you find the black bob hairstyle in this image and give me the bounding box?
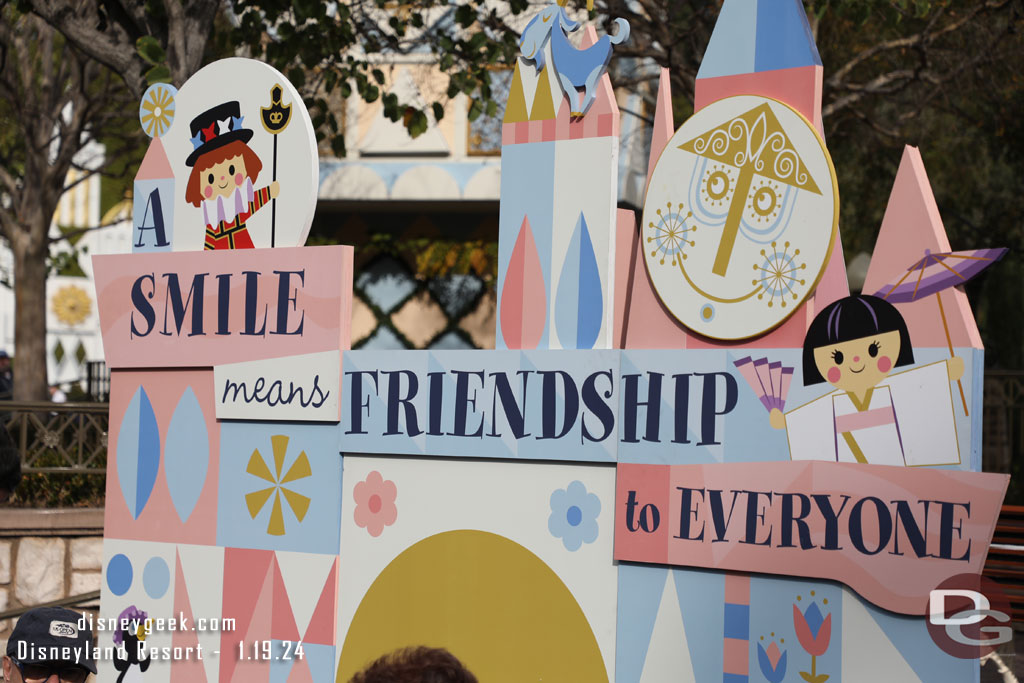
[802,294,914,386]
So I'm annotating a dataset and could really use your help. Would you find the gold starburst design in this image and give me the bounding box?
[245,435,312,536]
[51,285,92,326]
[140,84,175,137]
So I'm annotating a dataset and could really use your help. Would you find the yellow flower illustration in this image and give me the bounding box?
[245,435,312,536]
[140,84,176,138]
[51,285,92,326]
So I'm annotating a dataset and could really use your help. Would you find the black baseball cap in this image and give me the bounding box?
[6,606,96,674]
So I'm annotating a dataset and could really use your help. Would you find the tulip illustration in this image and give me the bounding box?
[793,594,832,683]
[757,638,788,683]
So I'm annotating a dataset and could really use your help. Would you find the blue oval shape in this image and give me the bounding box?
[116,386,160,519]
[164,386,210,523]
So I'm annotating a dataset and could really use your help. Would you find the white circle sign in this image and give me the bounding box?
[642,95,838,340]
[152,58,318,251]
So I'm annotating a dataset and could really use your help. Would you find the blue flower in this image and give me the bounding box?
[757,640,787,683]
[548,480,601,551]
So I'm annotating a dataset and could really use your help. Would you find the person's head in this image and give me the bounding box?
[3,607,95,682]
[802,294,914,394]
[350,647,477,683]
[0,423,20,503]
[185,140,263,207]
[0,350,10,371]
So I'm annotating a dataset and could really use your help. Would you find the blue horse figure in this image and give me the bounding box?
[519,2,629,117]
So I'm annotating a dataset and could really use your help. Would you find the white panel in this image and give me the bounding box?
[214,351,340,422]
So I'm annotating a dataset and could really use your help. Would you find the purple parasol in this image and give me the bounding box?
[874,248,1008,303]
[872,247,1008,415]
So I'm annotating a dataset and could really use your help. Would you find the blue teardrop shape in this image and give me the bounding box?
[555,212,603,349]
[164,386,209,523]
[116,386,160,519]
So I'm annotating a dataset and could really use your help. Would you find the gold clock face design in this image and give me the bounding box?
[642,95,838,340]
[51,284,92,327]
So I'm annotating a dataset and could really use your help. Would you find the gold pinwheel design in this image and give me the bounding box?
[245,435,312,536]
[140,84,175,137]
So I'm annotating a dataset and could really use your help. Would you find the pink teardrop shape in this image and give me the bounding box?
[501,216,547,348]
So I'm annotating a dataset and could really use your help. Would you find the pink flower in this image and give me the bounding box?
[793,602,832,657]
[353,470,397,537]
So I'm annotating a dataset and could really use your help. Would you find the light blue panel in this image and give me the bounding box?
[615,564,669,683]
[967,347,984,472]
[673,568,725,683]
[617,350,789,464]
[340,350,619,462]
[861,597,977,683]
[340,351,428,455]
[695,0,758,79]
[216,421,341,554]
[423,350,519,459]
[514,350,619,462]
[753,0,822,73]
[496,141,555,349]
[132,179,174,253]
[164,386,209,524]
[749,575,841,683]
[301,643,336,682]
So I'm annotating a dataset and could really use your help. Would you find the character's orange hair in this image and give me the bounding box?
[185,140,263,207]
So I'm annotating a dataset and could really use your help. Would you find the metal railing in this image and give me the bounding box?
[1,401,109,474]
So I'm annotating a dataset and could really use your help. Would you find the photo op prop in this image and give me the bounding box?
[95,2,1009,681]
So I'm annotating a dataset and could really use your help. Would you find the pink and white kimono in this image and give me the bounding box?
[784,361,961,466]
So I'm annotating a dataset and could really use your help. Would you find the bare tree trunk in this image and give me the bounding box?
[10,209,49,402]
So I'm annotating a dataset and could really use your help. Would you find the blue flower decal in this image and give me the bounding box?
[548,480,600,551]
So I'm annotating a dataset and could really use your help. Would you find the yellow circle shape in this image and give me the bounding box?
[337,530,608,683]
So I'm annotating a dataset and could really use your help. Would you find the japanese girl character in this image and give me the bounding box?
[770,294,964,466]
[184,101,279,250]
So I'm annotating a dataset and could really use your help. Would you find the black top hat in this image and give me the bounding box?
[7,606,97,673]
[185,101,254,167]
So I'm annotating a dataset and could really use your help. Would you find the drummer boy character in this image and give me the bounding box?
[770,294,964,466]
[185,101,279,250]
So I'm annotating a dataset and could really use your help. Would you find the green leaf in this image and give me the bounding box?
[407,110,428,138]
[136,36,165,66]
[468,98,483,122]
[144,64,172,85]
[432,102,445,122]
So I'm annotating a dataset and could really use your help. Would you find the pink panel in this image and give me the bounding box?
[171,551,208,682]
[103,369,219,545]
[303,559,338,645]
[614,461,1008,615]
[221,549,274,682]
[287,656,315,683]
[613,209,637,348]
[695,65,824,135]
[136,137,174,181]
[862,146,983,349]
[271,557,301,642]
[94,245,353,368]
[723,573,750,604]
[722,638,749,675]
[645,68,675,192]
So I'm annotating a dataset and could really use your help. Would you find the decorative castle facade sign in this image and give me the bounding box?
[93,1,1008,681]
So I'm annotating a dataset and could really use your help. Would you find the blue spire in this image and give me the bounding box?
[697,0,822,80]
